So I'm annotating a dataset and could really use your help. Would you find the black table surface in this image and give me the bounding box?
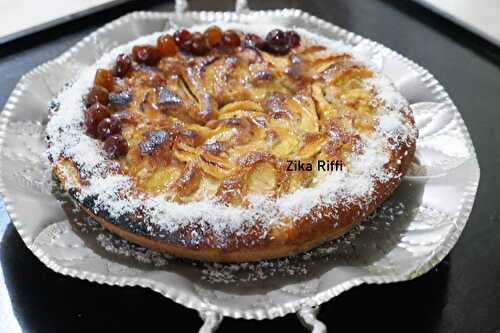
[1,1,499,332]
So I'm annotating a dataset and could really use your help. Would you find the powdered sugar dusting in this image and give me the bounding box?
[144,196,272,235]
[378,113,409,137]
[47,23,416,242]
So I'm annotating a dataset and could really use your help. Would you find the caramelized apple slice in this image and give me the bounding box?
[267,125,298,158]
[295,132,324,159]
[308,53,352,75]
[286,94,319,133]
[179,65,219,123]
[175,162,202,196]
[198,149,234,180]
[217,100,264,116]
[259,50,290,70]
[321,61,373,85]
[216,174,247,205]
[173,141,199,163]
[246,162,278,194]
[142,166,181,192]
[238,152,288,196]
[206,117,257,146]
[312,82,338,123]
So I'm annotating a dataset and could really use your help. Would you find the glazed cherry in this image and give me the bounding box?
[132,45,161,66]
[96,117,121,140]
[243,34,265,49]
[266,29,287,46]
[112,54,132,78]
[190,32,210,55]
[94,69,114,90]
[174,29,192,44]
[174,29,193,52]
[157,34,178,56]
[103,134,128,159]
[286,30,301,48]
[205,26,223,47]
[264,29,291,55]
[85,86,109,106]
[85,103,111,136]
[222,30,241,49]
[111,111,135,124]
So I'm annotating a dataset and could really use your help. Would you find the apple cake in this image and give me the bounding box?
[47,23,417,262]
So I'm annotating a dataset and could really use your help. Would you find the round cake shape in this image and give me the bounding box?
[47,23,417,262]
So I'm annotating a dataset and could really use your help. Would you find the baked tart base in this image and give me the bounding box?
[47,23,417,262]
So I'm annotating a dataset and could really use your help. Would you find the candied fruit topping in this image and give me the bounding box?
[157,34,178,56]
[113,54,132,78]
[85,103,111,136]
[94,69,114,90]
[111,111,135,124]
[104,134,128,158]
[86,86,109,106]
[243,34,265,49]
[265,29,290,55]
[132,45,161,66]
[286,30,301,48]
[190,32,210,56]
[222,30,241,49]
[96,117,121,140]
[174,29,193,53]
[266,29,287,46]
[205,26,223,47]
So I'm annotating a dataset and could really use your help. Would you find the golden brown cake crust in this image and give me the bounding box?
[48,24,418,262]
